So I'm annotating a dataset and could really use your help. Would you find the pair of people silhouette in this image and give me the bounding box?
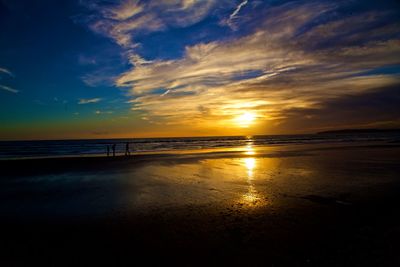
[106,142,131,157]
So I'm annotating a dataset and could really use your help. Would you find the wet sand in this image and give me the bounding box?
[1,143,400,266]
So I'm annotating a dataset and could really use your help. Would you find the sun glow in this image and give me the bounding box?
[236,112,256,127]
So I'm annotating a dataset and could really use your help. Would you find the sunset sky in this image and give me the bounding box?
[1,0,400,140]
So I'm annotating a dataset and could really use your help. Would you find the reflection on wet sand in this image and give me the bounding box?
[244,157,255,178]
[2,143,400,266]
[238,142,267,208]
[2,143,399,219]
[244,141,255,155]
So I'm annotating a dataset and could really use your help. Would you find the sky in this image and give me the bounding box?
[0,0,400,140]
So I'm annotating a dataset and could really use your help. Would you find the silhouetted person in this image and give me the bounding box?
[112,144,116,157]
[125,142,131,156]
[106,145,110,157]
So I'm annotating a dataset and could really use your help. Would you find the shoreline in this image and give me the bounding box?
[1,139,398,160]
[1,135,398,161]
[1,142,399,178]
[1,142,399,177]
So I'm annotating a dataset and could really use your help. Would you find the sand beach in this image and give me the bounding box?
[1,142,400,266]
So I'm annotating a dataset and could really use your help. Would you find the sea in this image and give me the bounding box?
[1,132,399,159]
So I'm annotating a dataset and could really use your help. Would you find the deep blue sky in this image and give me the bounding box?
[0,1,127,125]
[1,0,400,140]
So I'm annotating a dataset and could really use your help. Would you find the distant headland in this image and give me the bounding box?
[317,128,400,134]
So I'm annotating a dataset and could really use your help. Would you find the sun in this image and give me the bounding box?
[236,112,256,127]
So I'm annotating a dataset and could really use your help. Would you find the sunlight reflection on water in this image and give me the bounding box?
[244,142,256,155]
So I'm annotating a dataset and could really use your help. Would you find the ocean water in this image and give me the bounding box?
[0,133,399,159]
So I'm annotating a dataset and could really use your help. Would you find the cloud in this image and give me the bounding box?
[81,69,117,87]
[80,0,218,68]
[0,67,17,94]
[0,67,14,77]
[95,110,113,114]
[160,89,170,96]
[116,2,400,129]
[78,98,102,104]
[277,84,400,133]
[104,0,143,21]
[222,0,248,30]
[230,0,248,19]
[83,1,400,132]
[0,85,18,93]
[78,54,97,65]
[89,12,164,49]
[82,0,217,50]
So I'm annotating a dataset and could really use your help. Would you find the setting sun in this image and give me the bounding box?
[236,112,256,127]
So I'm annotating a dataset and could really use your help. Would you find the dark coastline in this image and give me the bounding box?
[1,143,400,266]
[317,128,400,134]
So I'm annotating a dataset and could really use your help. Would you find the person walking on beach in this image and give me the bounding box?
[106,145,110,157]
[125,142,131,156]
[112,144,116,157]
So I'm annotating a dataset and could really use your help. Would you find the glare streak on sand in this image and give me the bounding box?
[244,157,255,178]
[242,185,262,206]
[244,143,255,155]
[238,143,267,208]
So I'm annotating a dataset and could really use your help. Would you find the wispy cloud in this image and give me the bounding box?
[95,110,113,114]
[80,0,217,63]
[0,67,14,77]
[78,98,102,104]
[81,69,117,87]
[0,85,18,94]
[115,2,400,129]
[223,0,248,30]
[84,0,214,45]
[105,0,143,21]
[230,0,248,19]
[83,1,400,132]
[0,67,17,93]
[78,54,97,65]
